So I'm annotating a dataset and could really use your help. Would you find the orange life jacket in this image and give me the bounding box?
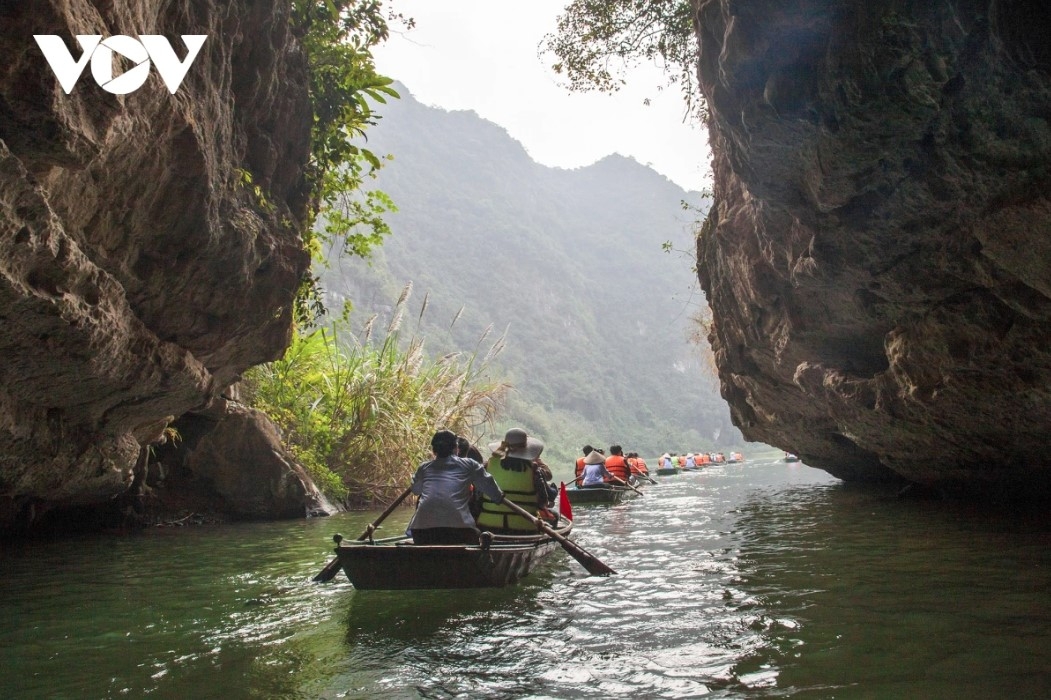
[575,456,585,483]
[605,455,630,482]
[632,457,648,475]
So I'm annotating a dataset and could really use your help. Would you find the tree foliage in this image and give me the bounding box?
[543,0,704,117]
[291,0,410,324]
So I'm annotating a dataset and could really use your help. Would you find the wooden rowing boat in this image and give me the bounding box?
[655,466,678,476]
[332,516,572,590]
[566,485,633,504]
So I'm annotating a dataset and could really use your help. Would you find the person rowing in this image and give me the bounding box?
[405,430,506,545]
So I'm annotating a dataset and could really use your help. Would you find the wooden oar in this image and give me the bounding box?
[635,472,658,484]
[312,485,414,583]
[611,476,644,496]
[499,499,616,576]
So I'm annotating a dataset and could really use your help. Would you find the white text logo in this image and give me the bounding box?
[34,34,208,95]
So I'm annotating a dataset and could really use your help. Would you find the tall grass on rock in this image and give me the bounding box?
[245,285,508,507]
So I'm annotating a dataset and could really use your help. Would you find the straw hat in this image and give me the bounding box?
[583,450,605,465]
[488,427,544,460]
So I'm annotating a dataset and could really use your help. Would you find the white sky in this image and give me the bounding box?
[373,0,712,193]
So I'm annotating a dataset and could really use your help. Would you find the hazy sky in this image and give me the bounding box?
[372,0,712,192]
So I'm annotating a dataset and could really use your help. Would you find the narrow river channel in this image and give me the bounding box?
[3,454,1050,698]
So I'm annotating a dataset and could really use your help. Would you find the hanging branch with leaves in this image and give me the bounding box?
[290,0,413,325]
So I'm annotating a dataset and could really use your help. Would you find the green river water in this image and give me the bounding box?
[2,455,1050,698]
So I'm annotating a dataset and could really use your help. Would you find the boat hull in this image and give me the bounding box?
[334,520,571,590]
[566,486,631,504]
[656,467,678,476]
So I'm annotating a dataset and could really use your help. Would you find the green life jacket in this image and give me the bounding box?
[477,455,538,531]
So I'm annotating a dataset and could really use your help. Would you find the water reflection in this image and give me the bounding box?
[730,480,1051,698]
[4,458,1051,698]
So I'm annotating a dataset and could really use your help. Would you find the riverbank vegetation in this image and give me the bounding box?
[244,284,509,506]
[240,4,511,506]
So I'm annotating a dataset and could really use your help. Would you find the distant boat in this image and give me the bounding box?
[784,453,800,463]
[656,466,679,476]
[332,517,572,590]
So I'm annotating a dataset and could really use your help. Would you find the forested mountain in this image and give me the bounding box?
[319,85,745,466]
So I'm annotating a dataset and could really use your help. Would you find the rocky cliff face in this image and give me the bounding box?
[695,0,1051,498]
[0,1,312,531]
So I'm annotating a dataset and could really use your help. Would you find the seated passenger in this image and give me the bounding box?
[575,444,594,484]
[477,428,551,533]
[407,430,505,545]
[627,452,649,477]
[580,450,613,487]
[604,444,631,483]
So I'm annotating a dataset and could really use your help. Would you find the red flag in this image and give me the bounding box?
[558,481,573,522]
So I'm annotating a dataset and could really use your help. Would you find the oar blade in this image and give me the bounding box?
[312,556,342,583]
[313,486,412,583]
[573,548,616,576]
[499,498,616,576]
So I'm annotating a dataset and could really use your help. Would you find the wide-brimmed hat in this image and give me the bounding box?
[488,427,544,460]
[583,451,605,465]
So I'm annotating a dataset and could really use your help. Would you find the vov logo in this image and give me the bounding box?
[34,34,208,95]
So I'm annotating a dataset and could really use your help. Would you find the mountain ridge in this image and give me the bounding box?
[321,84,743,466]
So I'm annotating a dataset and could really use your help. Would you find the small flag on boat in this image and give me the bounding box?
[558,481,573,522]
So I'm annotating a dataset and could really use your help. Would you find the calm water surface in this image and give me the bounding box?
[3,455,1051,698]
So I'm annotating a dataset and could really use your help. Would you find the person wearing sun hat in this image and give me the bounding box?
[579,449,613,487]
[476,428,554,532]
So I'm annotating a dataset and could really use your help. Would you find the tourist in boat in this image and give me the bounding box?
[575,444,594,485]
[458,436,487,519]
[627,452,649,477]
[477,428,554,533]
[579,450,613,487]
[406,430,506,545]
[604,445,631,484]
[685,453,696,469]
[457,436,485,462]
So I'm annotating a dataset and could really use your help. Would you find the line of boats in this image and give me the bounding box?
[323,458,746,591]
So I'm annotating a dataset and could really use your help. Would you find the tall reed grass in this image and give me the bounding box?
[244,284,509,506]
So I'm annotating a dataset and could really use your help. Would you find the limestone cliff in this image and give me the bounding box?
[0,1,312,531]
[695,0,1051,497]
